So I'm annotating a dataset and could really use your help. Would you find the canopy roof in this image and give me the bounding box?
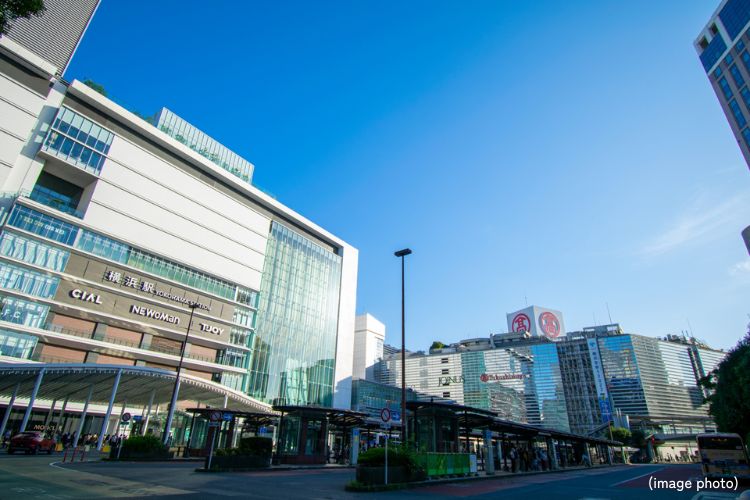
[0,363,273,414]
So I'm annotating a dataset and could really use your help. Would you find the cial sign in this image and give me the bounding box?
[69,288,103,304]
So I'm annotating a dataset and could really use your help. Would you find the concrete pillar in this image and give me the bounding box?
[483,429,495,475]
[73,385,93,448]
[59,396,69,432]
[547,438,559,469]
[0,383,20,439]
[223,394,229,409]
[97,369,122,450]
[20,370,45,432]
[141,390,155,436]
[44,399,57,427]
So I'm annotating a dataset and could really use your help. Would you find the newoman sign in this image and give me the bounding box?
[130,304,180,325]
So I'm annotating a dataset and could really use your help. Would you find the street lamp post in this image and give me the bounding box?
[163,303,200,445]
[394,248,412,446]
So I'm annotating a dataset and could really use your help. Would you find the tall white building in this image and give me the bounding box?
[352,313,385,381]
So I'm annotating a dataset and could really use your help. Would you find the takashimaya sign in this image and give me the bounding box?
[104,270,211,311]
[480,373,527,382]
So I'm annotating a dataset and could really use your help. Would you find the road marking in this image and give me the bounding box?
[609,466,664,487]
[49,461,75,471]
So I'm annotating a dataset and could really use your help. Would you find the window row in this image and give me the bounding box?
[0,262,59,298]
[0,231,70,272]
[0,295,49,328]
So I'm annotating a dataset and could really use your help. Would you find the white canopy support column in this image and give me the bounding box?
[73,385,94,448]
[141,389,155,436]
[19,369,45,432]
[97,369,122,450]
[0,383,20,440]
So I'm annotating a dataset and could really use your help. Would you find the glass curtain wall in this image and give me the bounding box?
[248,222,342,407]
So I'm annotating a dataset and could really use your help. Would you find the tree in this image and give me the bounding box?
[609,426,631,445]
[699,328,750,443]
[0,0,45,35]
[82,79,107,97]
[630,429,646,449]
[430,341,445,350]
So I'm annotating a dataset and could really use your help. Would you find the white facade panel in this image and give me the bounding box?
[82,202,263,291]
[333,243,358,409]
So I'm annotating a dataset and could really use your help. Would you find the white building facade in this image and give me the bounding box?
[0,14,357,414]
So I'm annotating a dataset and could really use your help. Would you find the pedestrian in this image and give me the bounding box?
[509,446,518,472]
[1,429,10,448]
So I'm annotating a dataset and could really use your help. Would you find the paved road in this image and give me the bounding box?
[0,451,746,499]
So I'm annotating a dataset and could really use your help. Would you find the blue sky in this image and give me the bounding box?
[66,1,750,351]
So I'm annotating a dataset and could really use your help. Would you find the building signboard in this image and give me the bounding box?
[506,306,566,340]
[53,278,231,343]
[587,338,613,424]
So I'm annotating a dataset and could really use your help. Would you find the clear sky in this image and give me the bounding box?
[66,0,750,351]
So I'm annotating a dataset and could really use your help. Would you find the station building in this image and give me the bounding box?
[0,0,357,445]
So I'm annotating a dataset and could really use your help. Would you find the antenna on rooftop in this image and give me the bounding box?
[686,318,695,338]
[606,302,613,324]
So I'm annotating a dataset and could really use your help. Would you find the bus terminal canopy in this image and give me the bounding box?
[0,363,274,414]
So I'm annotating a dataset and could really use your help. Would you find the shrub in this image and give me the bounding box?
[358,445,422,475]
[122,434,168,455]
[215,437,273,458]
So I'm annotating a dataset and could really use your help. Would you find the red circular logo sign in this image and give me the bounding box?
[480,374,489,382]
[511,313,531,333]
[538,312,561,338]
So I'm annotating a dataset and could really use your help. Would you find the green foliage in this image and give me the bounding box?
[358,445,422,474]
[702,330,750,440]
[82,79,107,97]
[430,341,446,350]
[630,429,646,448]
[122,434,168,454]
[609,426,631,445]
[345,480,408,492]
[0,0,45,35]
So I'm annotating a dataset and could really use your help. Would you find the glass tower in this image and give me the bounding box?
[247,222,342,406]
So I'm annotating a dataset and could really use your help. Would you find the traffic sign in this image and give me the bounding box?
[391,410,401,422]
[133,415,143,422]
[222,412,232,422]
[121,412,131,423]
[380,408,391,423]
[209,411,222,422]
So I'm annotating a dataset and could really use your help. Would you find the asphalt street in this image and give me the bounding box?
[0,451,746,499]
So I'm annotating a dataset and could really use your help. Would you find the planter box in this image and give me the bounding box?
[208,454,271,470]
[356,465,410,485]
[109,448,173,461]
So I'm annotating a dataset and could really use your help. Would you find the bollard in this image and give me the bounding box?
[62,447,69,463]
[80,446,86,462]
[70,447,77,462]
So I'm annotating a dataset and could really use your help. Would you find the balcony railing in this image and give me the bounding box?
[44,323,230,366]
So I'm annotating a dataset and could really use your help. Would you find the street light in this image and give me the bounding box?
[394,247,412,445]
[163,303,200,445]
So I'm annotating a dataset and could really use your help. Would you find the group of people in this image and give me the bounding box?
[505,444,551,472]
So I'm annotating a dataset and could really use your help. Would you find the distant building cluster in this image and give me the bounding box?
[352,307,726,437]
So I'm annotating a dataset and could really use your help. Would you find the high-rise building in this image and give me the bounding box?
[558,325,726,435]
[2,0,100,76]
[352,313,385,382]
[378,332,571,432]
[0,3,357,419]
[695,0,750,168]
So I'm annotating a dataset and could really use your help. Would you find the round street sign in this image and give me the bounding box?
[121,412,131,423]
[209,411,222,422]
[380,408,391,423]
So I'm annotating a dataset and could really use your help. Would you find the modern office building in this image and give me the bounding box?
[352,313,385,382]
[695,0,750,168]
[0,0,358,445]
[558,324,726,435]
[378,330,571,432]
[507,305,565,340]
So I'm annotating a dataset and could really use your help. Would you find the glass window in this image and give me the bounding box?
[0,295,49,328]
[729,98,747,128]
[7,205,78,245]
[743,127,750,148]
[714,66,723,78]
[0,262,59,298]
[737,39,746,52]
[719,76,733,99]
[730,64,745,88]
[741,51,750,75]
[0,328,38,359]
[725,53,734,66]
[42,107,114,174]
[0,232,70,271]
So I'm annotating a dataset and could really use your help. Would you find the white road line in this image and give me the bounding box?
[49,461,75,471]
[609,466,665,487]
